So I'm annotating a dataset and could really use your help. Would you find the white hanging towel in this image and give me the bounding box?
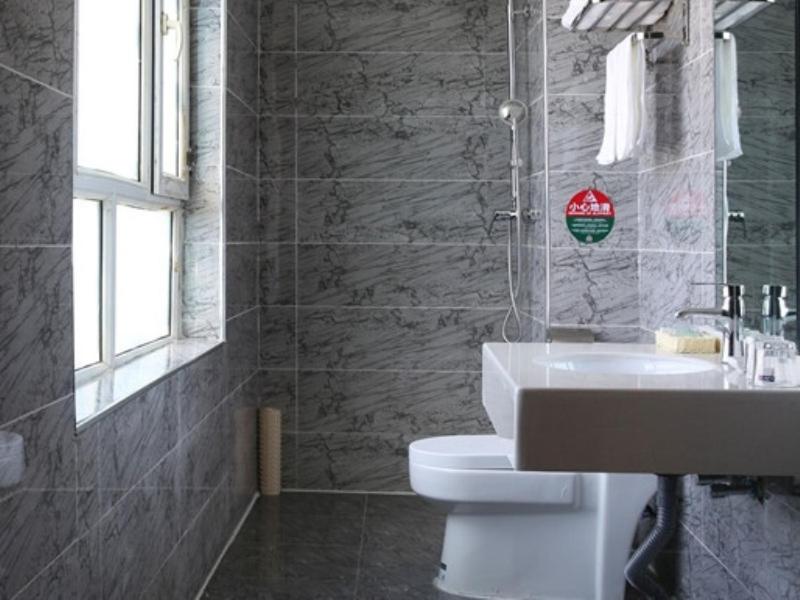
[561,0,673,31]
[715,34,743,162]
[596,34,646,166]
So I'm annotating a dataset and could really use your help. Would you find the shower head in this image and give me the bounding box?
[498,98,527,126]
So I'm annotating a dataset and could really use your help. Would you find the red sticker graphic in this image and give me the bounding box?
[565,188,615,244]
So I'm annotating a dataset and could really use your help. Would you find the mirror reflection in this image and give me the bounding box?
[714,0,798,342]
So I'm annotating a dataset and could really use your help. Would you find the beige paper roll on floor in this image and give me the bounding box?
[258,408,281,496]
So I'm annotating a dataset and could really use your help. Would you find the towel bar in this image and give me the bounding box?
[566,0,674,32]
[714,0,774,31]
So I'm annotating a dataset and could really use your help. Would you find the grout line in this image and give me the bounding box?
[638,248,715,255]
[260,367,482,375]
[284,240,511,248]
[8,530,85,600]
[0,243,71,249]
[0,61,72,98]
[678,522,756,598]
[723,179,797,184]
[352,494,370,599]
[772,494,800,517]
[256,0,263,374]
[194,492,260,600]
[550,323,641,330]
[0,393,73,431]
[548,92,604,98]
[142,478,225,596]
[226,164,259,180]
[292,0,301,491]
[225,86,258,117]
[225,7,258,50]
[86,371,260,531]
[259,112,509,121]
[259,177,511,183]
[282,488,415,496]
[736,50,795,55]
[260,50,508,57]
[549,245,640,253]
[226,305,260,322]
[637,150,714,174]
[285,304,510,311]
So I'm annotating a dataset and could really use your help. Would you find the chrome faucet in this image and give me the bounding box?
[761,285,796,336]
[676,284,746,366]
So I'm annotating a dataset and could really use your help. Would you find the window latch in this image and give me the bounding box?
[161,12,184,60]
[185,147,196,173]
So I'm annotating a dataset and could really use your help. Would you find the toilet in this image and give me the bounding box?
[409,435,656,600]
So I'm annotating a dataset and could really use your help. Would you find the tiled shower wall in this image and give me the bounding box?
[0,1,260,597]
[258,0,514,490]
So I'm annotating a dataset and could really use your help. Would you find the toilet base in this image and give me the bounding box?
[428,473,656,600]
[433,509,599,600]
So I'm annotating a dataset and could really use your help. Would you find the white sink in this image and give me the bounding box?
[482,343,800,476]
[535,352,716,376]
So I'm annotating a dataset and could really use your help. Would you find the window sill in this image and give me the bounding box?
[75,338,222,430]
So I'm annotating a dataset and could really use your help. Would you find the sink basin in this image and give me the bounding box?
[482,343,800,476]
[534,352,716,375]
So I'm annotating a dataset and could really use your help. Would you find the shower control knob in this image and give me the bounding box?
[492,210,516,221]
[489,209,517,235]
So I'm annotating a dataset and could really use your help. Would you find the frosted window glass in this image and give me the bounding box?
[115,205,172,354]
[161,0,182,178]
[73,199,102,369]
[77,0,142,180]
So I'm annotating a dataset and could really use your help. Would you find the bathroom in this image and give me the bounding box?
[1,0,799,597]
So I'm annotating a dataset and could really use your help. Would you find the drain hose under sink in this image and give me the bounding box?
[624,475,680,600]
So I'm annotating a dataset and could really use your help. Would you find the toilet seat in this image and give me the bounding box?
[410,435,578,506]
[410,435,513,469]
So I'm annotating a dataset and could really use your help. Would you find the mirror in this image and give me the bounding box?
[714,0,799,345]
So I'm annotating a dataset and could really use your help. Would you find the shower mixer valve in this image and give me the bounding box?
[490,209,517,231]
[489,208,541,234]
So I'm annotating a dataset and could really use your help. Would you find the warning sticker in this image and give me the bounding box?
[565,188,615,244]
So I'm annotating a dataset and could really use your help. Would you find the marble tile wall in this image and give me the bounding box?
[0,0,261,597]
[184,4,223,338]
[258,0,510,491]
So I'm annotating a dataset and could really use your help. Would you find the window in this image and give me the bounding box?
[73,0,189,379]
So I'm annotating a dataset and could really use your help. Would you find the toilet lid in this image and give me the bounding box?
[410,435,513,470]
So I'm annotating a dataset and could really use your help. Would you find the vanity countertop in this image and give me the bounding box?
[482,343,800,476]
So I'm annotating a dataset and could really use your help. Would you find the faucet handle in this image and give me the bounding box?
[762,285,788,299]
[489,210,516,236]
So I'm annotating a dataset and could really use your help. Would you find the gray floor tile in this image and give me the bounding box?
[204,493,654,600]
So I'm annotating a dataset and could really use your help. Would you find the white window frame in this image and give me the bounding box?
[73,0,190,384]
[154,0,191,198]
